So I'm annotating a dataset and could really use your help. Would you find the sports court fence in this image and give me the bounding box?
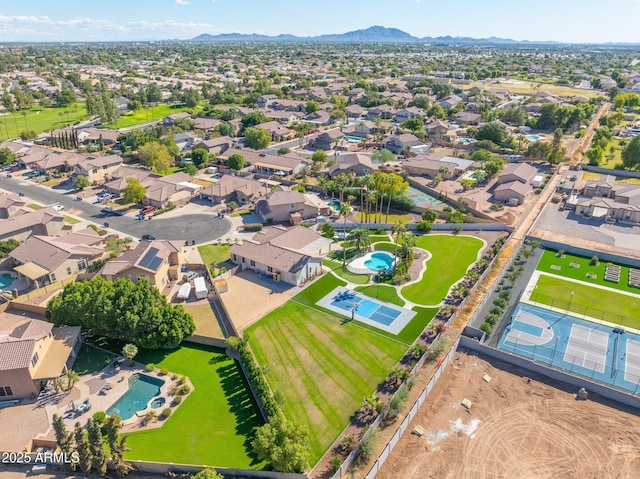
[500,332,640,395]
[528,292,638,330]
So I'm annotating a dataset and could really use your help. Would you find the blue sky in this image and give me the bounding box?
[1,0,640,43]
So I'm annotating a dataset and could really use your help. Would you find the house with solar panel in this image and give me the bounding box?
[100,240,186,289]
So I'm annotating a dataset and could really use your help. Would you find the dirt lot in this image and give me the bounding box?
[376,350,640,479]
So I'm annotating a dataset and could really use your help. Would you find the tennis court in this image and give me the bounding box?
[498,303,640,394]
[316,286,416,335]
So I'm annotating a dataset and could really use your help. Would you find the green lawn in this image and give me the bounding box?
[124,344,264,468]
[373,242,397,253]
[73,344,118,376]
[322,259,370,284]
[536,249,640,295]
[198,244,231,269]
[355,284,404,306]
[533,274,640,329]
[64,216,81,224]
[369,234,391,244]
[356,211,413,223]
[0,102,89,140]
[402,235,483,306]
[246,300,407,464]
[102,104,192,129]
[26,204,44,210]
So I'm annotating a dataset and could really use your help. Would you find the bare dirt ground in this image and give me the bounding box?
[375,350,640,479]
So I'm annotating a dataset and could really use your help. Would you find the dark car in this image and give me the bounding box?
[141,234,156,240]
[113,209,126,216]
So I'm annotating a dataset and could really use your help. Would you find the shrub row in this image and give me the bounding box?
[229,337,279,420]
[244,223,263,232]
[153,204,177,216]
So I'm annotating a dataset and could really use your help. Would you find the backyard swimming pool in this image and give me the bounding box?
[328,199,341,211]
[106,374,165,420]
[346,135,362,142]
[0,271,17,289]
[348,251,395,275]
[526,134,541,142]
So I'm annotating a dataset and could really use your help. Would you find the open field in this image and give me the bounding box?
[102,103,193,129]
[198,243,231,269]
[246,298,407,463]
[356,211,413,223]
[465,80,603,98]
[536,249,640,295]
[532,274,640,329]
[402,235,483,305]
[124,344,264,468]
[376,350,640,479]
[0,102,89,140]
[182,301,224,338]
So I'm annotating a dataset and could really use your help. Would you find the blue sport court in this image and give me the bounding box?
[498,303,640,395]
[316,287,416,335]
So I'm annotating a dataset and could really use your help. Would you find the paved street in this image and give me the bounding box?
[0,175,232,243]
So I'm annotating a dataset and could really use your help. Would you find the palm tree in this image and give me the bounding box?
[317,175,329,198]
[335,173,349,203]
[401,233,416,268]
[347,227,370,251]
[73,104,79,124]
[361,394,383,417]
[385,175,408,223]
[339,198,353,266]
[65,369,79,392]
[21,111,29,131]
[392,220,407,268]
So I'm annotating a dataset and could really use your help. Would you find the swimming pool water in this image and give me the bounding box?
[346,135,362,142]
[0,274,14,289]
[328,200,341,210]
[526,135,540,141]
[364,252,394,272]
[106,374,164,420]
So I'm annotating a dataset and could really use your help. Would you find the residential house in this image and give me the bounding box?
[162,112,191,127]
[200,175,266,205]
[141,172,202,209]
[367,104,396,120]
[104,167,154,197]
[72,155,123,184]
[496,163,537,185]
[310,130,345,151]
[438,96,462,110]
[100,239,186,288]
[79,128,119,147]
[574,176,640,223]
[305,111,332,126]
[425,120,450,139]
[265,110,305,125]
[251,152,308,176]
[10,228,104,288]
[173,132,202,152]
[383,133,422,154]
[493,181,532,205]
[0,309,82,399]
[0,193,27,219]
[255,187,329,223]
[328,153,375,177]
[0,140,30,156]
[271,99,306,112]
[0,207,67,242]
[114,96,130,111]
[192,136,232,155]
[394,107,425,123]
[404,157,456,179]
[257,94,278,109]
[345,105,367,120]
[348,121,375,138]
[452,111,481,125]
[193,117,222,132]
[256,121,294,142]
[229,226,331,286]
[16,146,53,170]
[216,148,262,168]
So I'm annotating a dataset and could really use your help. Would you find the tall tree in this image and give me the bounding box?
[251,415,310,473]
[340,197,353,266]
[347,227,370,251]
[622,136,640,170]
[372,148,395,165]
[123,177,146,204]
[87,418,108,474]
[73,422,92,474]
[243,127,271,150]
[137,141,172,173]
[52,414,73,465]
[227,153,246,171]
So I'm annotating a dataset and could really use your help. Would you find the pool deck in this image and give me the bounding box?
[317,286,416,335]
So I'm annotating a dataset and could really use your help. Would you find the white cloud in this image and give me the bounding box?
[175,0,190,5]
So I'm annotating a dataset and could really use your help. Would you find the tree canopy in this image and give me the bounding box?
[476,121,508,145]
[138,141,172,173]
[0,147,17,165]
[45,277,195,349]
[622,136,640,170]
[123,177,146,204]
[228,153,246,170]
[190,148,209,168]
[243,127,271,150]
[252,415,310,473]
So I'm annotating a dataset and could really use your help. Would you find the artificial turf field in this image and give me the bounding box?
[124,344,264,468]
[532,274,640,330]
[401,234,484,305]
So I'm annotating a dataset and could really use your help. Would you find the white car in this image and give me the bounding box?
[51,204,65,211]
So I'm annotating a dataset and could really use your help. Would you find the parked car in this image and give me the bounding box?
[26,171,40,178]
[97,192,114,201]
[140,206,157,215]
[50,204,64,211]
[141,234,156,240]
[101,206,116,215]
[1,165,13,171]
[9,166,20,172]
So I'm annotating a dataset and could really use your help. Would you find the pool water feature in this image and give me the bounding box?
[458,138,473,145]
[346,135,362,142]
[106,374,164,420]
[526,134,541,142]
[150,397,166,409]
[0,273,14,289]
[328,199,341,211]
[364,252,394,273]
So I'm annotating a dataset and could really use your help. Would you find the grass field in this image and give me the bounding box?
[532,274,640,329]
[402,235,483,306]
[102,104,191,129]
[322,259,370,284]
[0,102,89,140]
[355,283,404,306]
[356,211,413,223]
[464,80,603,98]
[246,298,407,463]
[198,244,231,269]
[73,344,117,376]
[536,249,640,295]
[182,301,224,339]
[125,343,264,468]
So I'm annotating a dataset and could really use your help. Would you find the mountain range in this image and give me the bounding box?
[191,25,559,45]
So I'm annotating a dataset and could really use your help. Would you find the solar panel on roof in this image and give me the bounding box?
[149,256,163,271]
[139,247,160,269]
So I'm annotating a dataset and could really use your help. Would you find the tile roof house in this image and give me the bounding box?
[192,136,233,155]
[200,175,266,205]
[256,121,294,142]
[71,155,123,184]
[0,309,82,399]
[9,228,104,288]
[100,239,185,288]
[0,193,27,219]
[575,175,640,223]
[496,163,537,185]
[251,152,308,176]
[0,207,68,242]
[310,130,345,151]
[493,180,532,205]
[328,153,375,177]
[255,187,329,224]
[383,133,422,154]
[229,226,332,286]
